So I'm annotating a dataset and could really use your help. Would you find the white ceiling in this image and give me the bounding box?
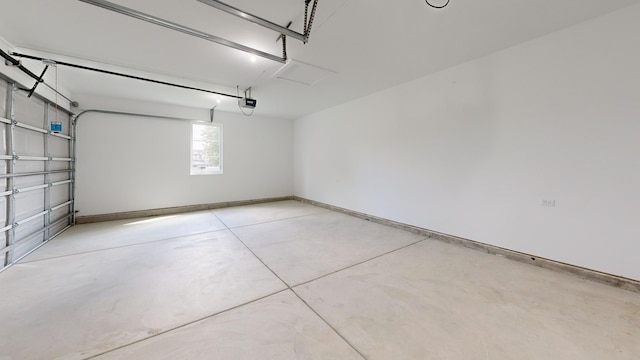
[1,0,638,119]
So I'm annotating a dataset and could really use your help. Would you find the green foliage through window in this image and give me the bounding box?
[191,123,222,175]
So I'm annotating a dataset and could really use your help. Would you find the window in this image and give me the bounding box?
[191,123,222,175]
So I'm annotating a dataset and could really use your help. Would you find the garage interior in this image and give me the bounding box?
[1,0,639,359]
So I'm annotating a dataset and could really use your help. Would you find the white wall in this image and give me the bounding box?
[75,95,293,215]
[294,5,640,280]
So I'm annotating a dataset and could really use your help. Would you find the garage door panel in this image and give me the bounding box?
[50,172,70,183]
[50,206,71,224]
[1,128,7,154]
[14,189,45,219]
[15,214,45,236]
[2,78,74,269]
[14,160,45,174]
[13,174,46,190]
[50,162,71,171]
[51,186,70,205]
[0,80,6,116]
[0,197,6,226]
[13,232,45,260]
[50,136,69,158]
[49,221,69,238]
[13,91,45,127]
[14,127,45,156]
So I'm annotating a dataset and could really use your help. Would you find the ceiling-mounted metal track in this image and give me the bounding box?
[77,0,286,63]
[196,0,306,42]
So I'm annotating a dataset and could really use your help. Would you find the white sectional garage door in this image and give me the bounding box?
[1,78,74,270]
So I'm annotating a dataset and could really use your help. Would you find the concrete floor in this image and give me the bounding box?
[1,200,638,359]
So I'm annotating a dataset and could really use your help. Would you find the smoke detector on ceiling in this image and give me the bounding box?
[272,60,337,86]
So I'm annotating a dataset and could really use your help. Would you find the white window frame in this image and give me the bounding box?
[190,122,223,175]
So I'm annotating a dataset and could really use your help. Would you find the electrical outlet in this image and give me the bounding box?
[541,200,556,207]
